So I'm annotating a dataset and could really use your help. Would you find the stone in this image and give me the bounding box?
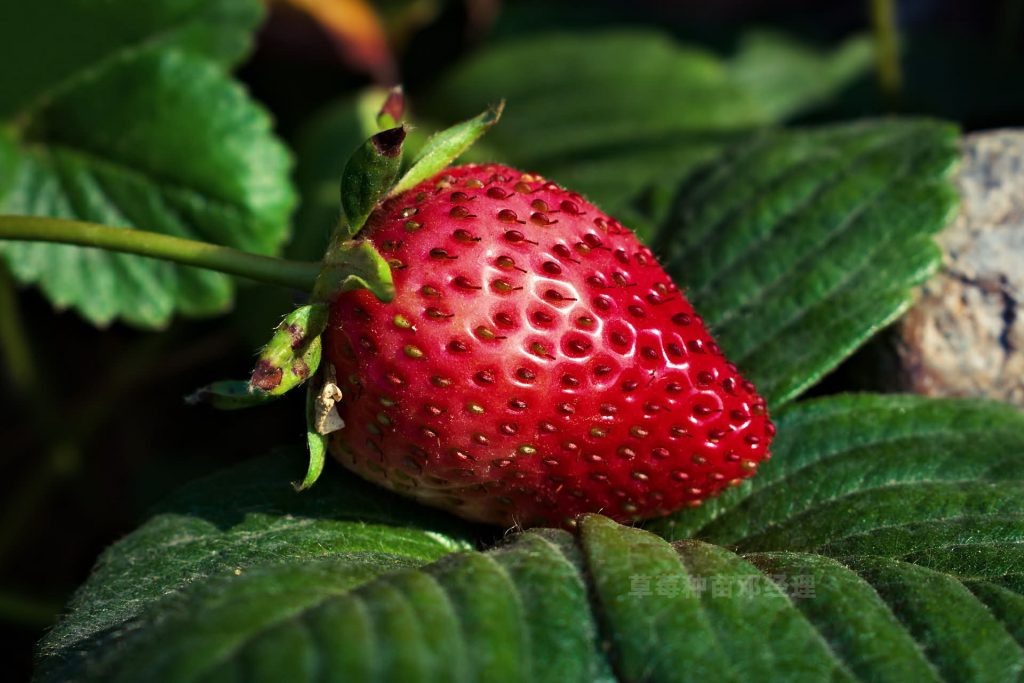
[897,130,1024,405]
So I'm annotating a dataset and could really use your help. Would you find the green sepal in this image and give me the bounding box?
[340,126,407,237]
[185,380,278,410]
[313,238,395,303]
[299,374,328,492]
[390,101,505,196]
[249,303,327,396]
[297,363,345,491]
[376,85,405,130]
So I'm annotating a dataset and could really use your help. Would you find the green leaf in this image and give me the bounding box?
[390,103,505,196]
[654,119,958,406]
[579,514,758,683]
[426,30,871,217]
[580,515,852,683]
[0,0,262,119]
[35,450,476,683]
[838,556,1023,681]
[341,126,407,236]
[94,532,610,683]
[637,395,1024,680]
[729,31,874,123]
[745,553,939,681]
[40,396,1024,681]
[0,49,295,327]
[37,453,610,682]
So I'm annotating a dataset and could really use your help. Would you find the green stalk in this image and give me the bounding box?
[870,0,903,103]
[0,215,321,291]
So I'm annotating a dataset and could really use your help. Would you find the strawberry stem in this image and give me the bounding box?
[0,215,321,291]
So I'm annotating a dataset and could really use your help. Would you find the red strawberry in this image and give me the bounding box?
[324,164,773,528]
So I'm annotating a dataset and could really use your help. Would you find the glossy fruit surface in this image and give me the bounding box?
[324,164,773,527]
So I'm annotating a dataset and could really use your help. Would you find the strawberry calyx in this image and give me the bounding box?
[340,125,408,237]
[388,100,504,197]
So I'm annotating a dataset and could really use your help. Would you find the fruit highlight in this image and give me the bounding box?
[323,164,774,527]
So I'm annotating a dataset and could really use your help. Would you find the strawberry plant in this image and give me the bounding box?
[2,1,1023,681]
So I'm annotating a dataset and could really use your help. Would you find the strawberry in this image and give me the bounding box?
[323,164,773,528]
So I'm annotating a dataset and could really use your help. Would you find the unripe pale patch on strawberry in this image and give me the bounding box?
[324,163,774,528]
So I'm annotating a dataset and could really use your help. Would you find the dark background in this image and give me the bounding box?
[1,0,1021,676]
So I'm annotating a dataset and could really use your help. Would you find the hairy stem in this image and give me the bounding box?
[0,215,321,291]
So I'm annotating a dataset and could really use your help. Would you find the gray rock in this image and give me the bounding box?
[897,130,1024,405]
